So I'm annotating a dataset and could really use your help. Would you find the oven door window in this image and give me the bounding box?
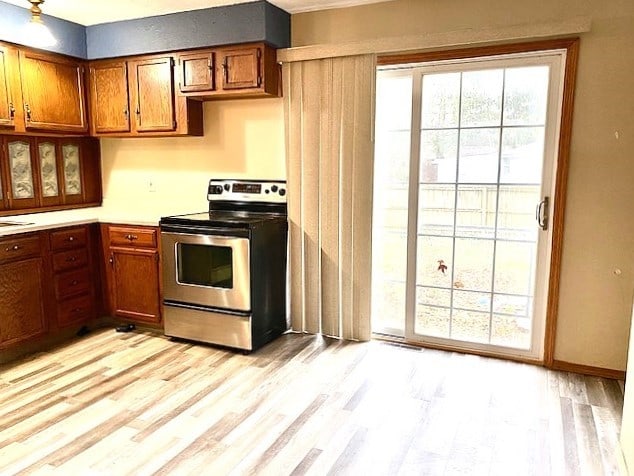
[177,243,233,289]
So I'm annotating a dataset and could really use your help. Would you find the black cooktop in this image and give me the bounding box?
[160,210,286,229]
[161,179,288,230]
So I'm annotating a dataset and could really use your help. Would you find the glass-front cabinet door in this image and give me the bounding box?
[36,139,62,207]
[4,137,38,209]
[0,163,6,210]
[61,141,83,204]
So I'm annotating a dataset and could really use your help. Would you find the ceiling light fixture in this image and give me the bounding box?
[23,0,57,48]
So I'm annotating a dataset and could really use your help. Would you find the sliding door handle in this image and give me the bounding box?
[536,196,550,231]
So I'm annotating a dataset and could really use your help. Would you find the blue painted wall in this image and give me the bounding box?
[0,0,86,58]
[264,1,291,51]
[86,1,290,59]
[0,0,289,59]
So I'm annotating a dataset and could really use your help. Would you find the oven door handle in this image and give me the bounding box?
[160,223,250,238]
[164,300,251,316]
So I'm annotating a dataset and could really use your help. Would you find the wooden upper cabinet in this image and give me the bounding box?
[56,137,102,207]
[87,55,202,138]
[2,136,39,209]
[59,139,85,205]
[18,51,87,133]
[178,51,215,93]
[89,61,130,134]
[0,41,281,138]
[178,44,280,99]
[34,138,62,207]
[0,136,101,215]
[129,57,176,133]
[0,46,16,128]
[218,47,261,90]
[80,138,102,205]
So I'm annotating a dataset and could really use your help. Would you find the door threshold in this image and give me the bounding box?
[372,332,544,366]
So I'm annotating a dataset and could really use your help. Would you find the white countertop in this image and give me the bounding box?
[0,206,178,237]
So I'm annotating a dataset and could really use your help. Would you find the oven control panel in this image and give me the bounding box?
[207,180,287,203]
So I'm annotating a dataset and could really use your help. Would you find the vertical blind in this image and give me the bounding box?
[282,54,375,341]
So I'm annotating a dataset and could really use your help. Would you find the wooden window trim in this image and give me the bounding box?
[378,38,580,367]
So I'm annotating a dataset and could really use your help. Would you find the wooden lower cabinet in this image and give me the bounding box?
[49,225,96,328]
[111,248,161,322]
[0,234,47,348]
[101,224,161,325]
[0,225,101,358]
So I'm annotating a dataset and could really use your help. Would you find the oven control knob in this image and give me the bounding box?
[271,185,278,192]
[279,188,286,196]
[224,184,231,191]
[209,185,223,194]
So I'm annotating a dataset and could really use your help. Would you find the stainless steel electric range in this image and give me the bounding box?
[159,179,288,352]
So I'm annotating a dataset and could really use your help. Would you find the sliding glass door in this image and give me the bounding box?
[372,50,566,359]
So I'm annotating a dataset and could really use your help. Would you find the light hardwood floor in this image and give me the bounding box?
[0,329,625,475]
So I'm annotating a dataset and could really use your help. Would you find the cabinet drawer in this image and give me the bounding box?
[57,294,94,327]
[0,235,41,262]
[53,248,89,272]
[50,226,88,250]
[54,268,91,299]
[109,226,157,248]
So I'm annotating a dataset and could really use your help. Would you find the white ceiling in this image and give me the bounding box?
[3,0,387,26]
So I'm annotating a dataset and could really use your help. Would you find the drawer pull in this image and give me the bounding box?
[70,280,79,286]
[67,236,75,242]
[66,256,77,262]
[5,244,20,252]
[125,234,138,241]
[71,307,82,313]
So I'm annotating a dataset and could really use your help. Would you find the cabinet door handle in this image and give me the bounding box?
[70,280,79,286]
[8,102,15,119]
[5,244,20,252]
[66,256,77,262]
[125,234,138,241]
[109,254,114,265]
[24,103,31,121]
[71,307,82,313]
[67,236,75,242]
[124,109,129,117]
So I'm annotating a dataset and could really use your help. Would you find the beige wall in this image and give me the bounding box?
[100,98,285,216]
[622,309,634,472]
[293,0,634,370]
[99,0,634,371]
